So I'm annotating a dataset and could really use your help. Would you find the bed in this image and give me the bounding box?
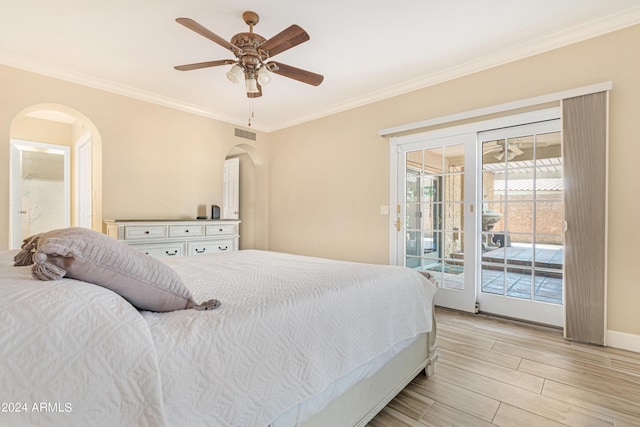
[0,235,438,427]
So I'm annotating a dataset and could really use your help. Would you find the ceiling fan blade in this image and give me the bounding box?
[268,61,323,86]
[483,146,502,154]
[174,59,236,71]
[176,18,238,53]
[259,25,309,57]
[509,145,524,155]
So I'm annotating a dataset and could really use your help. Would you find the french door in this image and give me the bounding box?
[477,120,563,326]
[396,133,477,313]
[392,111,564,326]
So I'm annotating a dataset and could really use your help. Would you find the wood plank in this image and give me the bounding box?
[435,323,496,349]
[423,362,613,426]
[437,347,543,393]
[369,309,640,426]
[367,406,428,427]
[407,376,500,422]
[519,359,640,402]
[489,334,612,366]
[543,380,640,420]
[387,388,434,421]
[436,336,521,369]
[420,402,494,427]
[492,403,567,427]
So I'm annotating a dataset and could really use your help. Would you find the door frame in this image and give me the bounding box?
[389,107,561,314]
[74,131,92,229]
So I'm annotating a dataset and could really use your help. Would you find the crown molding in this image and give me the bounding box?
[0,51,271,132]
[267,5,640,132]
[2,5,640,134]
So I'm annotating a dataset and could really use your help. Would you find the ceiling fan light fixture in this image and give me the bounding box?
[245,77,259,93]
[257,66,272,86]
[226,64,243,83]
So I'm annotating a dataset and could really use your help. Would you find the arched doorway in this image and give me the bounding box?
[224,142,267,250]
[9,104,102,248]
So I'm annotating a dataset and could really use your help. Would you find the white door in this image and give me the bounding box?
[477,120,564,326]
[395,132,478,313]
[223,157,240,219]
[10,140,70,249]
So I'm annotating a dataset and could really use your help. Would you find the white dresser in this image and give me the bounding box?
[104,219,240,258]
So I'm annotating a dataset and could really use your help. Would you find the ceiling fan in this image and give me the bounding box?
[174,11,324,98]
[484,140,524,161]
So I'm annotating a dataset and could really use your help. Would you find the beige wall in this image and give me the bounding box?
[2,24,639,337]
[0,65,270,250]
[12,116,73,145]
[269,24,640,336]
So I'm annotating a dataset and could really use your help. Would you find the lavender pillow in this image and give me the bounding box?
[31,227,219,312]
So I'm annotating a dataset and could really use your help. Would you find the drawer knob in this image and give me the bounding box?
[219,228,223,232]
[165,250,178,256]
[219,246,228,251]
[195,248,206,254]
[144,231,150,234]
[185,229,189,233]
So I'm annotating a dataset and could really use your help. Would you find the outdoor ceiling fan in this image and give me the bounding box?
[174,11,324,98]
[484,140,524,161]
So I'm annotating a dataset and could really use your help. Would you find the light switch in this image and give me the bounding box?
[379,205,389,215]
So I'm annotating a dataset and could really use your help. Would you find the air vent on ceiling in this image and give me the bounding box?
[234,128,256,141]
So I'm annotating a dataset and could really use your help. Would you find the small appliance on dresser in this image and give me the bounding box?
[211,205,220,220]
[104,219,240,258]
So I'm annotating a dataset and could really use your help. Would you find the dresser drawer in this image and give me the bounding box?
[187,239,234,255]
[169,225,204,238]
[205,224,237,236]
[124,226,166,240]
[135,242,184,258]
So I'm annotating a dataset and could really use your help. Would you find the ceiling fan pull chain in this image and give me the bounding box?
[248,98,255,127]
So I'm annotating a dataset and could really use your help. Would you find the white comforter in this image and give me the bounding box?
[0,250,166,427]
[0,249,436,427]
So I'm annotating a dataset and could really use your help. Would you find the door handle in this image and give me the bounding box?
[395,218,402,231]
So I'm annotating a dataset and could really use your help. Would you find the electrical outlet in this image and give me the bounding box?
[379,205,389,215]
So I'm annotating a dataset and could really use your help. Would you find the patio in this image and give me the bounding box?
[426,244,564,305]
[481,244,563,304]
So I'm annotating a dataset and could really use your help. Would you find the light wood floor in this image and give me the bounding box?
[368,307,640,426]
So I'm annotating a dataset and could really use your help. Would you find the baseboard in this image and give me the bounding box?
[607,329,640,353]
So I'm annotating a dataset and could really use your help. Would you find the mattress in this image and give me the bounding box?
[147,250,436,427]
[0,248,436,427]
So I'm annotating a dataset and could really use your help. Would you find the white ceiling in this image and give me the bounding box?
[2,1,640,132]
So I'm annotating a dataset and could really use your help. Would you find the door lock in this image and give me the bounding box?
[395,218,402,231]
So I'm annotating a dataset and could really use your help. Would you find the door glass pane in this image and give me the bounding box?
[536,201,563,235]
[506,234,533,267]
[506,202,534,234]
[406,150,422,175]
[424,148,443,174]
[422,176,439,203]
[405,143,465,291]
[481,130,563,305]
[406,204,421,229]
[506,267,532,300]
[406,176,420,203]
